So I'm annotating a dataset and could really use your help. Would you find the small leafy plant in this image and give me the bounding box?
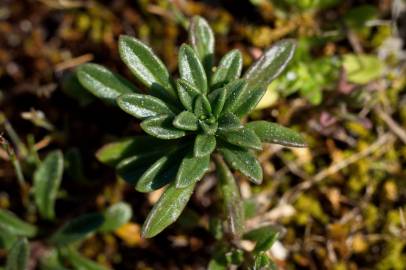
[0,148,132,269]
[76,16,306,240]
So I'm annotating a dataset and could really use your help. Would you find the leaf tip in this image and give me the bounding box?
[140,225,152,239]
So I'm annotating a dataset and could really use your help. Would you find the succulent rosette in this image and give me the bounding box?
[77,16,306,238]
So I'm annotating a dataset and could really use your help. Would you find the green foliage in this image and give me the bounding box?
[0,209,37,238]
[179,44,208,93]
[207,226,281,270]
[77,63,138,104]
[173,111,199,131]
[5,238,29,270]
[118,35,177,103]
[252,252,276,270]
[246,121,306,147]
[117,93,175,119]
[189,16,215,76]
[59,248,108,270]
[243,225,280,254]
[269,38,340,105]
[344,5,378,30]
[77,16,305,237]
[0,135,113,268]
[99,202,132,232]
[96,136,172,167]
[270,0,340,12]
[39,249,70,270]
[212,50,242,88]
[215,156,245,237]
[49,213,104,246]
[33,150,64,220]
[141,182,196,238]
[175,152,210,188]
[343,54,384,84]
[194,134,216,157]
[135,149,183,192]
[62,71,95,106]
[241,39,296,117]
[219,146,263,184]
[0,230,17,251]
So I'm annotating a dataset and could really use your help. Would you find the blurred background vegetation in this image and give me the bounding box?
[0,0,405,269]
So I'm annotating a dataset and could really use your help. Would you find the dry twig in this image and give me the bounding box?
[279,132,395,204]
[55,54,94,72]
[374,105,406,144]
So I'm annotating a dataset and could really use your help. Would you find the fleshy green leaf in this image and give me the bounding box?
[194,95,212,117]
[244,39,296,90]
[215,156,245,237]
[5,238,29,270]
[77,63,137,104]
[218,112,242,131]
[142,182,195,238]
[96,136,173,167]
[0,209,37,237]
[116,150,171,171]
[212,50,243,88]
[221,79,247,114]
[62,71,95,107]
[136,150,183,193]
[0,230,18,250]
[117,165,151,186]
[246,120,306,147]
[194,134,216,157]
[99,202,132,232]
[231,86,268,118]
[33,150,64,220]
[189,16,215,77]
[173,111,198,131]
[243,225,279,253]
[253,253,274,270]
[118,35,177,102]
[135,157,172,192]
[199,120,218,135]
[219,128,262,150]
[178,44,208,94]
[39,249,70,270]
[60,248,108,270]
[117,94,174,120]
[49,213,104,246]
[175,151,210,188]
[208,87,227,118]
[176,79,201,111]
[116,147,175,184]
[235,39,296,117]
[255,83,279,110]
[219,146,262,184]
[140,115,186,139]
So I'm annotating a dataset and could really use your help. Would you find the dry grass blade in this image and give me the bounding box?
[280,132,395,204]
[374,105,406,144]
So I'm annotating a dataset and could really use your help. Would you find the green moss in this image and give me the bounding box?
[294,194,329,225]
[376,241,406,270]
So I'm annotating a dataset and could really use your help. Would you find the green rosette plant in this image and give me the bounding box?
[76,16,306,238]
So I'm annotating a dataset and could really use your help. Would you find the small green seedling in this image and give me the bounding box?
[0,149,132,269]
[77,16,306,239]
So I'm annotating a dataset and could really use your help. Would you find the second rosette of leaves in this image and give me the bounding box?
[76,16,306,238]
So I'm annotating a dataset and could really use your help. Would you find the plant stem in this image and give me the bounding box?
[0,135,26,187]
[213,154,245,239]
[0,112,28,157]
